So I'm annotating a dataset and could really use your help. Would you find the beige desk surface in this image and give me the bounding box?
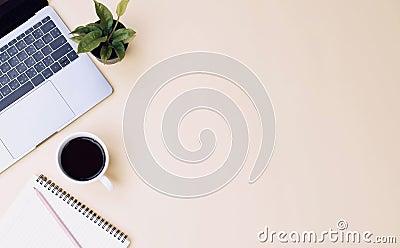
[1,0,400,247]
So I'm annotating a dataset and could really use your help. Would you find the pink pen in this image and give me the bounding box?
[34,187,82,248]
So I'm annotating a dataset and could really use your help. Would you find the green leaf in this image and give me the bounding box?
[71,24,103,35]
[112,28,135,44]
[93,0,113,31]
[77,30,107,53]
[100,45,112,63]
[116,0,130,17]
[111,40,125,60]
[70,26,89,35]
[70,35,84,43]
[86,23,104,34]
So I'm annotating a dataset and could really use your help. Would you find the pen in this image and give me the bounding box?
[34,187,82,248]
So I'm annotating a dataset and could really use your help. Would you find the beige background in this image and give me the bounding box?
[1,0,400,247]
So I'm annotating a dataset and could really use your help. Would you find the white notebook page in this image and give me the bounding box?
[0,175,130,248]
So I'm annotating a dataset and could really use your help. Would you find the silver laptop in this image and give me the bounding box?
[0,0,112,172]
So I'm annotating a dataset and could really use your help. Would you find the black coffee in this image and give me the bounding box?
[60,137,106,181]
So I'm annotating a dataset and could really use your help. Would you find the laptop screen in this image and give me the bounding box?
[0,0,47,39]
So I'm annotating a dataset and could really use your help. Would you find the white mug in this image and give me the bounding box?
[56,132,114,191]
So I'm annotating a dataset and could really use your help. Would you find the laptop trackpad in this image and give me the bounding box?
[0,82,75,158]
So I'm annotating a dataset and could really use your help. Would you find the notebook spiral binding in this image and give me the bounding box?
[36,174,128,243]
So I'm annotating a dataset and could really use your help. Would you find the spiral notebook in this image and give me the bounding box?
[0,175,130,248]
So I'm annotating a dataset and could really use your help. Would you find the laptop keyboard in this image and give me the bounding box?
[0,16,79,112]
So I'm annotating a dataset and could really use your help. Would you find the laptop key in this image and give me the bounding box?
[50,28,61,38]
[26,68,37,78]
[7,68,18,79]
[25,45,36,56]
[51,43,72,61]
[17,73,28,84]
[50,36,67,50]
[17,51,28,61]
[43,57,54,67]
[9,57,20,67]
[23,34,35,45]
[0,52,10,62]
[41,45,52,56]
[0,45,8,52]
[41,16,50,23]
[0,85,11,96]
[16,63,27,73]
[31,74,45,86]
[15,40,27,50]
[33,22,42,29]
[8,39,17,46]
[33,51,44,62]
[67,51,79,62]
[40,20,55,33]
[9,80,20,90]
[32,29,44,39]
[25,27,34,35]
[0,62,11,73]
[24,57,35,68]
[34,62,45,72]
[7,46,18,57]
[17,33,25,40]
[59,56,70,67]
[0,82,34,112]
[0,74,10,85]
[42,68,53,79]
[42,33,53,44]
[33,40,45,50]
[50,62,62,73]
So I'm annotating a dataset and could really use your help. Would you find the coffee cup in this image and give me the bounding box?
[56,132,113,191]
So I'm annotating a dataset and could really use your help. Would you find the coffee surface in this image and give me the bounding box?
[60,137,105,181]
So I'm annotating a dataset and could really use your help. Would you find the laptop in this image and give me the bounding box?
[0,0,112,172]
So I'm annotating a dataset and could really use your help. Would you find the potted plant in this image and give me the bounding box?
[70,0,135,64]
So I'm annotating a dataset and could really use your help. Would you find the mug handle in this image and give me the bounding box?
[99,175,114,191]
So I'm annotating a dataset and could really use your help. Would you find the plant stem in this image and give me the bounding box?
[107,16,120,44]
